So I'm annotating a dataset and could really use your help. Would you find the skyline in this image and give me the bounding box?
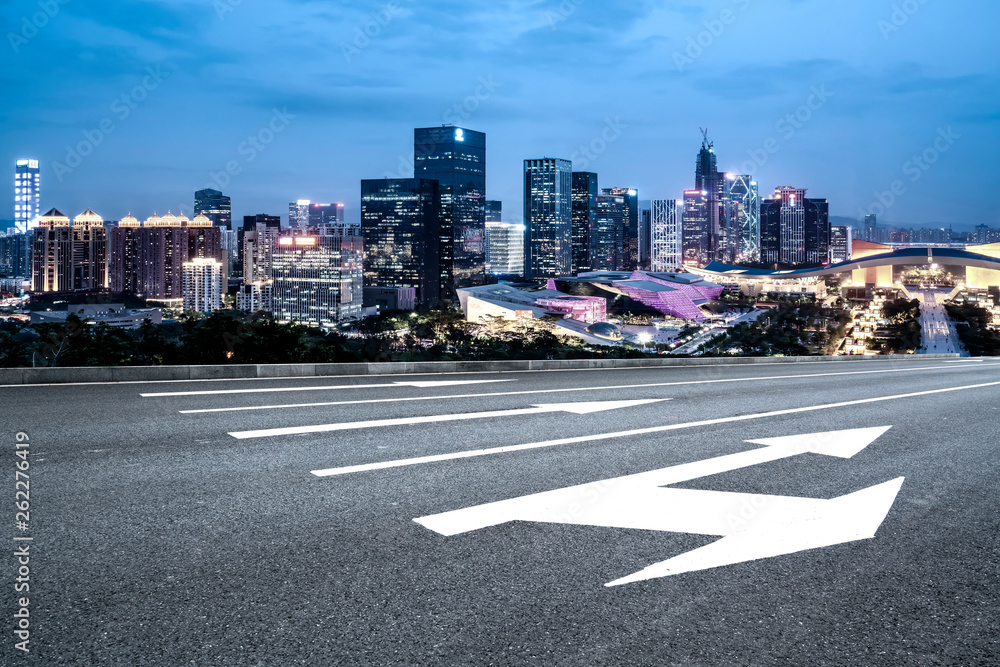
[2,1,998,229]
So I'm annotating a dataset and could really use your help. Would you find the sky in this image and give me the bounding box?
[2,0,998,230]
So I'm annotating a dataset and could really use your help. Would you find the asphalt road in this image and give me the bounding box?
[914,290,965,356]
[4,358,999,665]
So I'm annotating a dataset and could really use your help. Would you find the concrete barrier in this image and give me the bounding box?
[0,354,963,386]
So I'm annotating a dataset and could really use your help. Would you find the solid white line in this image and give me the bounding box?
[310,379,1000,477]
[181,363,985,413]
[142,379,513,398]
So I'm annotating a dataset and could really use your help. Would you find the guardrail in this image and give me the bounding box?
[0,354,962,386]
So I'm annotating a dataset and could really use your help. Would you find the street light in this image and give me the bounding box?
[637,332,653,352]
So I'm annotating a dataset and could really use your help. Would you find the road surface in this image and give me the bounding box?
[914,289,966,356]
[4,358,998,665]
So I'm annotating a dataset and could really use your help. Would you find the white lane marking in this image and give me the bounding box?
[415,427,901,586]
[179,363,982,414]
[229,399,670,440]
[944,359,982,363]
[311,379,1000,477]
[141,379,513,398]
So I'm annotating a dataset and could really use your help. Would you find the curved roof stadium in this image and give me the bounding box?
[695,247,1000,280]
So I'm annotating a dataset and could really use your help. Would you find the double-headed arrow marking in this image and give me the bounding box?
[415,426,904,586]
[229,399,669,440]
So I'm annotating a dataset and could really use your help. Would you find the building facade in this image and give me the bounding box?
[485,222,525,277]
[524,158,573,279]
[650,200,682,272]
[591,194,625,272]
[414,126,487,292]
[15,160,41,234]
[760,187,830,267]
[271,228,364,327]
[361,178,441,307]
[723,174,760,263]
[682,190,709,266]
[571,172,598,274]
[182,258,224,313]
[31,209,107,293]
[194,189,232,229]
[601,188,639,271]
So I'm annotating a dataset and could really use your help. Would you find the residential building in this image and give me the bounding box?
[31,209,107,293]
[182,258,224,313]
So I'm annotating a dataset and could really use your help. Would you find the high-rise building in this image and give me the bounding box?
[524,158,573,279]
[14,160,41,234]
[289,200,311,230]
[182,258,224,313]
[602,188,639,271]
[571,172,598,274]
[0,234,30,277]
[694,134,724,263]
[760,187,830,267]
[239,215,282,287]
[650,200,682,272]
[682,190,709,266]
[31,209,107,293]
[865,214,878,243]
[485,200,503,223]
[830,225,853,263]
[271,228,364,327]
[485,222,525,277]
[108,213,221,298]
[361,178,441,308]
[723,174,760,263]
[414,126,487,292]
[640,206,652,270]
[591,194,625,271]
[194,189,232,229]
[289,202,348,229]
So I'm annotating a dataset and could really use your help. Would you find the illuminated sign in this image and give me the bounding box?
[455,128,465,142]
[279,238,294,246]
[295,237,317,246]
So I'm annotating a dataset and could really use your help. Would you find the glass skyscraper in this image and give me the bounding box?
[271,229,363,327]
[723,174,760,264]
[15,160,40,234]
[601,187,639,271]
[760,187,830,267]
[682,190,709,266]
[524,158,573,279]
[194,189,232,229]
[591,194,625,272]
[650,200,682,272]
[571,172,598,274]
[414,126,487,294]
[361,178,442,307]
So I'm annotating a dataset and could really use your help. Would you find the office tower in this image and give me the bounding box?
[194,189,232,229]
[14,160,41,234]
[485,201,503,223]
[760,187,830,267]
[361,178,441,307]
[695,133,724,262]
[308,202,346,228]
[220,228,240,280]
[108,213,221,298]
[722,174,760,264]
[591,194,625,271]
[182,258,224,313]
[0,234,30,277]
[289,200,311,230]
[415,126,487,292]
[640,207,652,270]
[270,228,364,327]
[682,190,709,266]
[865,214,877,243]
[524,158,573,279]
[650,200,682,272]
[485,222,525,276]
[31,209,107,292]
[602,188,639,271]
[571,172,598,274]
[830,225,853,263]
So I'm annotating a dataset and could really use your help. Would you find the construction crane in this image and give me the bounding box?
[700,127,713,150]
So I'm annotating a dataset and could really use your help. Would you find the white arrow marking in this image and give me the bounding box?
[414,426,904,585]
[229,399,669,440]
[141,379,513,398]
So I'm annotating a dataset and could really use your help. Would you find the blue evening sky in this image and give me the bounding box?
[1,0,997,229]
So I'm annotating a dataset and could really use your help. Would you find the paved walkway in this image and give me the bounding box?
[913,289,966,356]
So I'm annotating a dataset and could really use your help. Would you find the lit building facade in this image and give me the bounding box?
[650,200,682,272]
[271,228,364,327]
[524,158,573,279]
[485,222,525,277]
[723,174,760,263]
[682,190,709,266]
[361,178,441,307]
[571,172,598,274]
[830,225,853,263]
[602,187,639,271]
[194,189,232,229]
[182,258,224,313]
[31,209,107,293]
[591,194,625,271]
[485,200,503,223]
[760,187,830,267]
[415,126,487,291]
[14,160,40,234]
